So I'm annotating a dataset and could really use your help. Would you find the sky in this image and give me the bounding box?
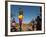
[11,5,41,24]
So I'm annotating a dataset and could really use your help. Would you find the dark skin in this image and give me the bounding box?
[11,20,18,32]
[11,26,18,32]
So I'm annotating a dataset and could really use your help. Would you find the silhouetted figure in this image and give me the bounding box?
[36,16,42,30]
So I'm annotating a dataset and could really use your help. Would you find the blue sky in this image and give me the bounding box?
[11,5,40,24]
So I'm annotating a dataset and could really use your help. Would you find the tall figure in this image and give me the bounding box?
[18,8,24,31]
